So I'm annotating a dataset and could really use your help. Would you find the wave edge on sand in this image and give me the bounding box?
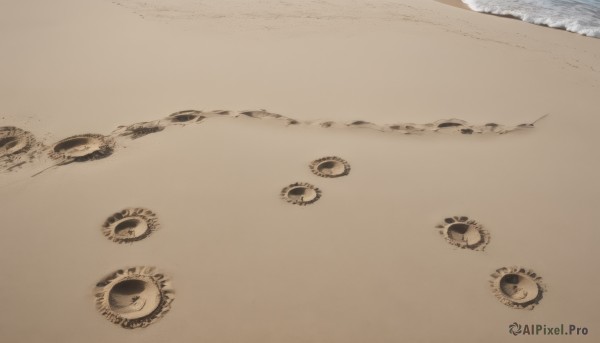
[458,0,600,38]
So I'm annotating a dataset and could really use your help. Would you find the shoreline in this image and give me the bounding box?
[436,0,596,38]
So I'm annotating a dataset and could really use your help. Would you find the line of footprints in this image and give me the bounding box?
[94,156,546,329]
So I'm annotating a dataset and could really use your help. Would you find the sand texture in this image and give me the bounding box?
[1,0,600,342]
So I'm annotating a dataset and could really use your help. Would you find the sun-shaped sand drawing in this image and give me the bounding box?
[281,182,321,205]
[102,208,160,243]
[94,266,174,329]
[435,216,490,251]
[309,156,351,178]
[490,267,546,310]
[49,134,114,162]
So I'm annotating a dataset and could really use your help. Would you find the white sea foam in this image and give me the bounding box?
[461,0,600,38]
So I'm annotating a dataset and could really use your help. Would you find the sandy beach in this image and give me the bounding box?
[1,0,599,342]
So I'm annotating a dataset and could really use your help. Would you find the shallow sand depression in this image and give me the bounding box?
[102,208,160,243]
[50,134,115,162]
[0,126,44,172]
[281,182,322,205]
[0,127,33,157]
[0,136,23,155]
[490,267,546,310]
[167,110,202,124]
[436,216,490,251]
[310,156,351,178]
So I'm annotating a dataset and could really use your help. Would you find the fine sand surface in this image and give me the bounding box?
[1,0,600,342]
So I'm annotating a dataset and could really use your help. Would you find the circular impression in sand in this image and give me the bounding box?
[167,110,201,123]
[309,156,350,178]
[0,127,34,158]
[435,216,490,251]
[102,208,159,243]
[95,266,174,329]
[281,182,321,205]
[490,267,546,310]
[50,134,114,161]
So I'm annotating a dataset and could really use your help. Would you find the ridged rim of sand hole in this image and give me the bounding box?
[309,156,351,178]
[94,266,174,329]
[49,133,115,162]
[102,208,160,243]
[490,266,546,310]
[0,126,35,158]
[281,182,322,205]
[436,216,490,251]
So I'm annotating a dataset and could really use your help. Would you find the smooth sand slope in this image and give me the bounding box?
[1,0,599,342]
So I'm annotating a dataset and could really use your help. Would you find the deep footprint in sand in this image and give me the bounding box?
[436,216,490,251]
[490,267,546,310]
[95,266,174,329]
[50,134,115,162]
[102,208,160,243]
[309,156,351,178]
[281,182,321,205]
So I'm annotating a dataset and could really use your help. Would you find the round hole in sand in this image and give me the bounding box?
[490,267,545,309]
[54,137,92,152]
[499,274,539,304]
[281,182,321,205]
[446,223,483,246]
[0,137,18,150]
[288,186,316,200]
[0,128,32,158]
[437,216,489,251]
[317,161,343,175]
[53,137,95,155]
[448,223,469,235]
[310,156,350,178]
[50,134,112,160]
[108,279,161,319]
[95,266,174,329]
[113,218,149,239]
[102,208,159,243]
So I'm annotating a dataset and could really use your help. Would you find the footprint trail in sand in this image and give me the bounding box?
[0,109,547,175]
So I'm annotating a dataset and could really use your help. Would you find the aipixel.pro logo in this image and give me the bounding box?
[509,322,589,336]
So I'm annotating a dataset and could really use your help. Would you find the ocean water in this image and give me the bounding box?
[461,0,600,38]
